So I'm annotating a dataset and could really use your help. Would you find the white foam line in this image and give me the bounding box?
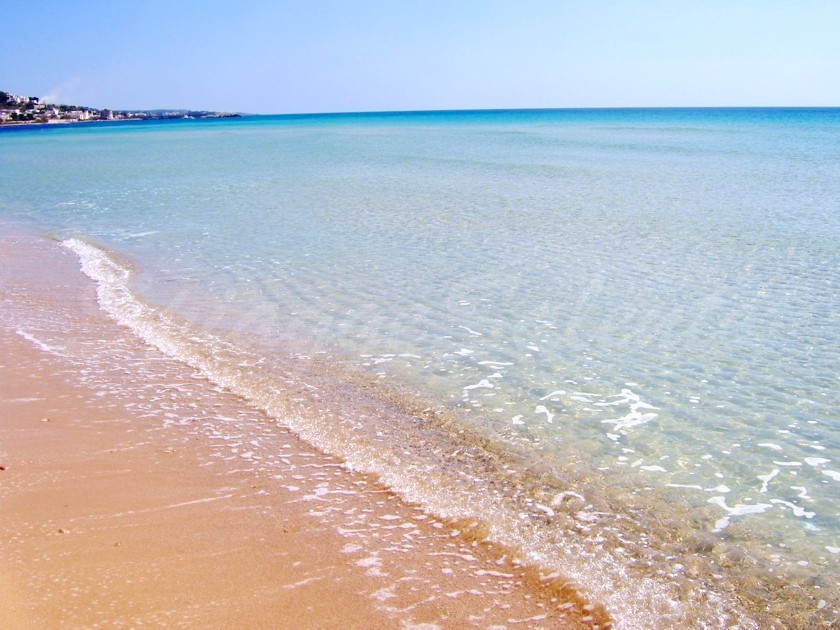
[552,491,585,505]
[539,390,566,400]
[428,552,477,562]
[758,469,780,493]
[281,575,325,590]
[602,411,658,434]
[757,443,783,451]
[805,457,830,466]
[15,329,67,357]
[95,494,234,519]
[707,496,773,532]
[790,486,811,500]
[704,485,731,494]
[534,503,555,517]
[769,499,814,519]
[463,379,494,392]
[535,405,554,424]
[475,569,515,578]
[508,614,549,624]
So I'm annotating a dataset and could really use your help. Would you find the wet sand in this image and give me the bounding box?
[0,230,606,628]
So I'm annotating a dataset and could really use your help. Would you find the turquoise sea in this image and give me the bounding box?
[2,108,838,627]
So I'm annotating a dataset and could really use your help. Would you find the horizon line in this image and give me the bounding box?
[239,105,840,117]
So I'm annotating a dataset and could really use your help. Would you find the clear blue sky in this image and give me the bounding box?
[2,0,838,113]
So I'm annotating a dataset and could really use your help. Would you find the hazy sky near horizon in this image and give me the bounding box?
[2,0,838,113]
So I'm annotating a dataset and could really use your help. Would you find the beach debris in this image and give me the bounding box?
[58,528,70,534]
[41,417,51,422]
[0,465,6,470]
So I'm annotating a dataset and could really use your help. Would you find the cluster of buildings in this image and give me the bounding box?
[0,91,121,124]
[0,90,239,125]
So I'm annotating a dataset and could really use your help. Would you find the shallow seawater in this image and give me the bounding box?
[2,109,838,627]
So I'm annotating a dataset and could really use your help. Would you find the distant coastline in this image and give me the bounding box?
[0,90,240,126]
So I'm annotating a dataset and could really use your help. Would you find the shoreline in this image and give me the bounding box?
[0,230,604,627]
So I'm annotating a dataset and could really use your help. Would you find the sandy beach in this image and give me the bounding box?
[0,230,605,628]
